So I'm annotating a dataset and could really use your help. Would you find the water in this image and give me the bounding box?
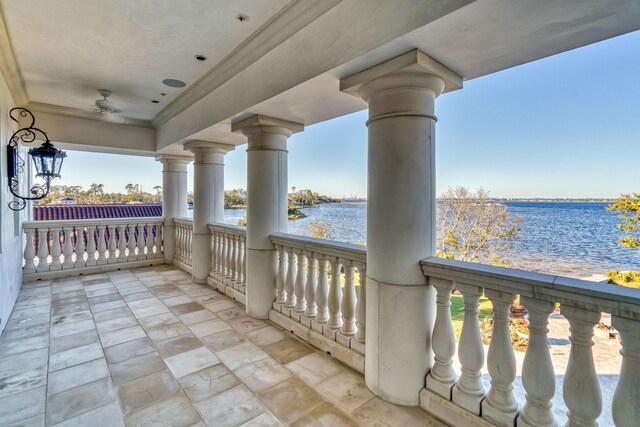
[199,201,640,277]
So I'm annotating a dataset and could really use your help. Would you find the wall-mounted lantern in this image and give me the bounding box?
[7,107,66,211]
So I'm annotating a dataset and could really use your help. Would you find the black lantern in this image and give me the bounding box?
[6,108,66,211]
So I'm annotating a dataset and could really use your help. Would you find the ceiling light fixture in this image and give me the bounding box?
[162,79,186,88]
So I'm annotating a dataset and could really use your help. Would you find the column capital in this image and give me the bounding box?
[340,49,463,100]
[184,140,235,165]
[231,114,304,138]
[155,154,192,172]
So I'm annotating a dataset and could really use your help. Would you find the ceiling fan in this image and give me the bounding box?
[94,89,120,114]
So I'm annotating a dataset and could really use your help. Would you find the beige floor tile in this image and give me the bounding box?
[47,358,110,396]
[0,365,47,399]
[50,310,92,326]
[0,335,49,359]
[215,307,247,323]
[1,323,49,341]
[0,348,48,378]
[50,319,95,339]
[194,385,265,427]
[216,342,269,371]
[96,315,139,335]
[178,364,239,403]
[258,377,324,424]
[263,338,314,365]
[239,411,285,427]
[291,402,359,427]
[110,352,167,386]
[0,386,46,426]
[200,329,247,352]
[151,284,184,299]
[50,329,99,354]
[115,284,148,296]
[49,342,104,372]
[131,303,170,319]
[246,326,288,347]
[122,291,155,303]
[146,321,191,342]
[188,319,231,338]
[235,357,293,393]
[178,309,217,326]
[104,337,155,365]
[286,352,345,386]
[100,325,147,348]
[156,334,202,359]
[125,392,201,427]
[164,347,219,378]
[4,412,45,427]
[351,397,443,427]
[46,378,116,425]
[163,295,194,307]
[50,401,124,427]
[229,317,270,334]
[92,307,133,323]
[204,299,238,313]
[116,370,181,415]
[315,369,374,413]
[127,297,162,310]
[91,299,127,313]
[170,301,205,315]
[138,312,179,330]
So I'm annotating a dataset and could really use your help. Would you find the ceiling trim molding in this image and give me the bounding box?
[26,101,154,128]
[0,1,28,105]
[152,0,341,128]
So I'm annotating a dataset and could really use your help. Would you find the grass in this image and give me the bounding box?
[450,295,493,339]
[607,271,640,289]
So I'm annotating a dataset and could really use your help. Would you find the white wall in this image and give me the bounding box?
[0,70,25,337]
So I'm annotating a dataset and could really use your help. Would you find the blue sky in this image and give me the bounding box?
[53,30,640,198]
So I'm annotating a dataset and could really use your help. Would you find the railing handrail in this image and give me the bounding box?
[23,217,164,229]
[270,232,366,264]
[421,256,640,320]
[173,217,193,225]
[208,222,246,235]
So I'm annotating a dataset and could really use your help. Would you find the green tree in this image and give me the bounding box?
[437,187,522,266]
[607,193,640,251]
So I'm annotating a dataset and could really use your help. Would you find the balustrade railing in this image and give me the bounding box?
[270,233,367,355]
[421,256,639,427]
[23,218,164,278]
[208,223,246,298]
[173,217,193,271]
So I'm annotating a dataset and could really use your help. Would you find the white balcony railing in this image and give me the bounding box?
[420,256,639,427]
[173,217,193,272]
[208,223,247,303]
[22,217,164,279]
[270,233,367,363]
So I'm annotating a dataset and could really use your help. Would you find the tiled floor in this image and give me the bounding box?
[0,266,444,427]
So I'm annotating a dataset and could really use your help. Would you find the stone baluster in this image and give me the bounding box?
[294,250,307,315]
[216,232,223,276]
[223,234,231,279]
[62,227,74,269]
[355,266,366,343]
[127,224,137,262]
[211,231,218,275]
[285,247,297,310]
[238,237,245,284]
[96,225,108,265]
[86,225,98,266]
[518,297,557,427]
[75,226,86,268]
[561,305,602,427]
[23,228,36,274]
[452,283,486,413]
[155,221,163,258]
[145,223,154,258]
[117,225,127,263]
[275,246,287,304]
[107,224,117,263]
[136,224,146,261]
[186,225,193,265]
[612,315,640,427]
[304,254,318,319]
[341,263,357,337]
[230,234,238,282]
[426,278,457,399]
[315,257,330,324]
[219,232,226,277]
[49,227,62,270]
[36,227,49,271]
[177,223,184,262]
[327,258,343,332]
[482,290,518,426]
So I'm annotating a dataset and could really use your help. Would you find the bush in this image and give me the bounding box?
[479,315,529,352]
[607,271,640,289]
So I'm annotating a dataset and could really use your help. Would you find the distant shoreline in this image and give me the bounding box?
[336,198,615,203]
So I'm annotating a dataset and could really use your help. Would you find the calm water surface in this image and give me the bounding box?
[209,201,640,277]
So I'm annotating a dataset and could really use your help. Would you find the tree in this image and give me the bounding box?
[125,183,135,195]
[437,187,522,266]
[607,193,640,251]
[153,186,162,196]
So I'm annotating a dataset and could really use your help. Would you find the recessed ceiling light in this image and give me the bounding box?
[162,79,187,88]
[151,100,160,104]
[195,55,207,61]
[236,14,249,22]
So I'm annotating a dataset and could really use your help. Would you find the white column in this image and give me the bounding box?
[232,115,303,319]
[156,155,191,264]
[341,49,462,404]
[184,141,235,283]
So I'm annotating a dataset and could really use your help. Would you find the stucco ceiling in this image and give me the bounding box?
[2,0,290,120]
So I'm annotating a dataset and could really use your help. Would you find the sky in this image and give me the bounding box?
[51,30,640,199]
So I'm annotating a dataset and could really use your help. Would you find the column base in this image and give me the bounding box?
[245,248,277,319]
[425,373,455,400]
[482,400,519,427]
[452,385,484,415]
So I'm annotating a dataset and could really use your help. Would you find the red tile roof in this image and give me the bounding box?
[33,204,162,221]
